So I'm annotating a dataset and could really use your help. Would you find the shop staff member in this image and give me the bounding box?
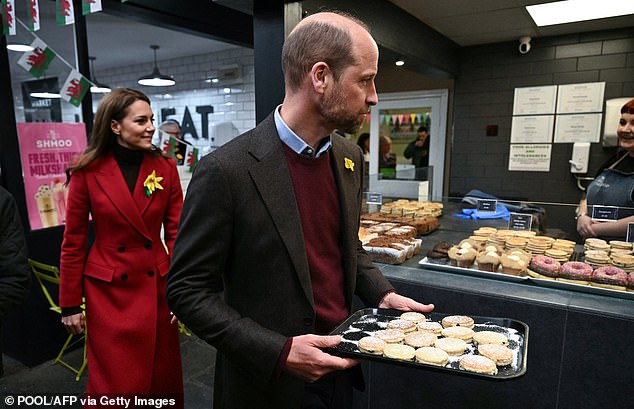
[167,11,434,409]
[578,98,634,240]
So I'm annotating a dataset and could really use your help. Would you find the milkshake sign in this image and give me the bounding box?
[17,122,87,230]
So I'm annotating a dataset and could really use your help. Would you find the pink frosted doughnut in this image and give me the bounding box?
[560,261,593,280]
[592,266,628,289]
[529,255,560,278]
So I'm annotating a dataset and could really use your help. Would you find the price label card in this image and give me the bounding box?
[367,192,383,205]
[508,213,533,231]
[590,206,619,221]
[627,223,634,243]
[477,199,497,212]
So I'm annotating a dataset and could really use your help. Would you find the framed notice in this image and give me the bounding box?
[17,122,87,230]
[553,113,602,143]
[508,144,552,172]
[513,86,557,115]
[556,82,605,114]
[510,115,554,143]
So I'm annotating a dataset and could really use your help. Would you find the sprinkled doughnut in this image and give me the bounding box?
[528,255,560,278]
[560,261,593,281]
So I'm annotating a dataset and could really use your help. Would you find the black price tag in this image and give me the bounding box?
[508,213,533,231]
[627,223,634,243]
[477,199,497,212]
[590,206,619,221]
[367,192,383,205]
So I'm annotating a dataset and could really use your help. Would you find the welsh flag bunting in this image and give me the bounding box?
[82,0,101,15]
[185,145,199,172]
[17,38,56,78]
[162,136,177,157]
[60,69,90,107]
[1,0,16,36]
[26,0,40,31]
[56,0,74,26]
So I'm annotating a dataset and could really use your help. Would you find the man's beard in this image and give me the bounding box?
[320,86,366,134]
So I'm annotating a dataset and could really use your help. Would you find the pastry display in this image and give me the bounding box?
[426,241,452,260]
[500,253,528,276]
[383,343,416,361]
[448,243,477,268]
[404,331,437,348]
[400,311,426,323]
[417,321,443,334]
[440,326,474,342]
[434,337,468,355]
[374,329,405,344]
[476,249,501,272]
[387,319,417,333]
[473,330,508,346]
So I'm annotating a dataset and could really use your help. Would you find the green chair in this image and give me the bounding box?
[28,259,87,381]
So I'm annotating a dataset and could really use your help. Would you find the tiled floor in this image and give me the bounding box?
[0,333,216,408]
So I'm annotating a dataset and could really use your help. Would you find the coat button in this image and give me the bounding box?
[145,243,152,250]
[303,318,313,326]
[121,273,128,281]
[148,270,154,277]
[118,246,125,252]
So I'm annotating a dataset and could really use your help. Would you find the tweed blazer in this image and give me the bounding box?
[167,113,393,408]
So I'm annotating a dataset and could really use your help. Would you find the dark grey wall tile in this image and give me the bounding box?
[578,54,627,70]
[555,42,602,58]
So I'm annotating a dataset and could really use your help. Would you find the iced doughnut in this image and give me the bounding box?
[591,266,628,291]
[558,261,593,285]
[527,255,560,280]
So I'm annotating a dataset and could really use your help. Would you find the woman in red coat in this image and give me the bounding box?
[59,88,184,405]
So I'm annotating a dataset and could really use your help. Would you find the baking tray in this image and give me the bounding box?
[328,308,528,380]
[529,276,634,300]
[418,257,530,283]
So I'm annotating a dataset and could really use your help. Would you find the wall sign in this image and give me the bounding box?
[510,115,554,143]
[553,113,602,143]
[508,144,552,172]
[17,122,87,230]
[513,85,557,115]
[556,82,605,114]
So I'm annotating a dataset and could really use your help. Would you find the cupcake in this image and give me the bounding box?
[500,253,528,276]
[476,250,501,272]
[448,243,477,268]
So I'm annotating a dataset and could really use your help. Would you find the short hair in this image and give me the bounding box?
[282,12,369,91]
[379,135,391,145]
[417,126,428,133]
[621,99,634,115]
[159,119,181,129]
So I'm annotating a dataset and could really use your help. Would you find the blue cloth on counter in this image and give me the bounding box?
[453,204,510,220]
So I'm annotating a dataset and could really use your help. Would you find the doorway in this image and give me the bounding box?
[368,89,448,201]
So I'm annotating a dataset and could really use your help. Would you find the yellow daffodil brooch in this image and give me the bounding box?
[143,170,164,197]
[344,157,355,172]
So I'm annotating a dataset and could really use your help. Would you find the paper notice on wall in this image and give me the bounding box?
[508,144,552,172]
[510,115,554,143]
[17,122,87,230]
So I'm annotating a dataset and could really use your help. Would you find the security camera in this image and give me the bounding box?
[518,36,531,54]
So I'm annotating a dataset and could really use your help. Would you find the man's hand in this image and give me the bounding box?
[379,292,434,313]
[285,334,358,383]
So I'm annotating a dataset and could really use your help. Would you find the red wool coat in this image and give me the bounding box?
[59,152,183,398]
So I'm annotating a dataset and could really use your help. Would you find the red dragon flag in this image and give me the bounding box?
[185,145,200,173]
[82,0,101,15]
[1,0,16,36]
[55,0,74,25]
[60,69,90,107]
[17,38,56,78]
[25,0,40,31]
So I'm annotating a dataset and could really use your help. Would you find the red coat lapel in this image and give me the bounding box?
[93,154,152,241]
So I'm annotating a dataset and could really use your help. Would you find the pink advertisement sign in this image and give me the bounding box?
[17,122,87,230]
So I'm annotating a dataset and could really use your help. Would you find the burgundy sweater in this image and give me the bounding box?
[283,145,348,334]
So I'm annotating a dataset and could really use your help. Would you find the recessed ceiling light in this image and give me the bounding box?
[7,43,34,52]
[526,0,634,27]
[395,59,405,66]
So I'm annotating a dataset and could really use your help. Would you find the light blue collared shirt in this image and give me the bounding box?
[274,105,332,158]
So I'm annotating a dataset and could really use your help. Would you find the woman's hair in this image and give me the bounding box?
[621,98,634,115]
[357,133,370,152]
[66,88,162,182]
[282,11,369,91]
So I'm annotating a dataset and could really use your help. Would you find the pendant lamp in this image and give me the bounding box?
[137,45,175,87]
[89,56,112,94]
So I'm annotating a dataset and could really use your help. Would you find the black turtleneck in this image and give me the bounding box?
[113,143,144,194]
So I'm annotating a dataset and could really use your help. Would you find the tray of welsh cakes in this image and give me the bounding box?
[328,308,528,379]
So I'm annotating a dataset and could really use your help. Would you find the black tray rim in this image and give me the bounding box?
[328,307,529,380]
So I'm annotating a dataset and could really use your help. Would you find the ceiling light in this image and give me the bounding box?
[30,92,61,99]
[395,58,405,66]
[526,0,634,27]
[7,43,34,52]
[137,45,175,87]
[88,56,111,94]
